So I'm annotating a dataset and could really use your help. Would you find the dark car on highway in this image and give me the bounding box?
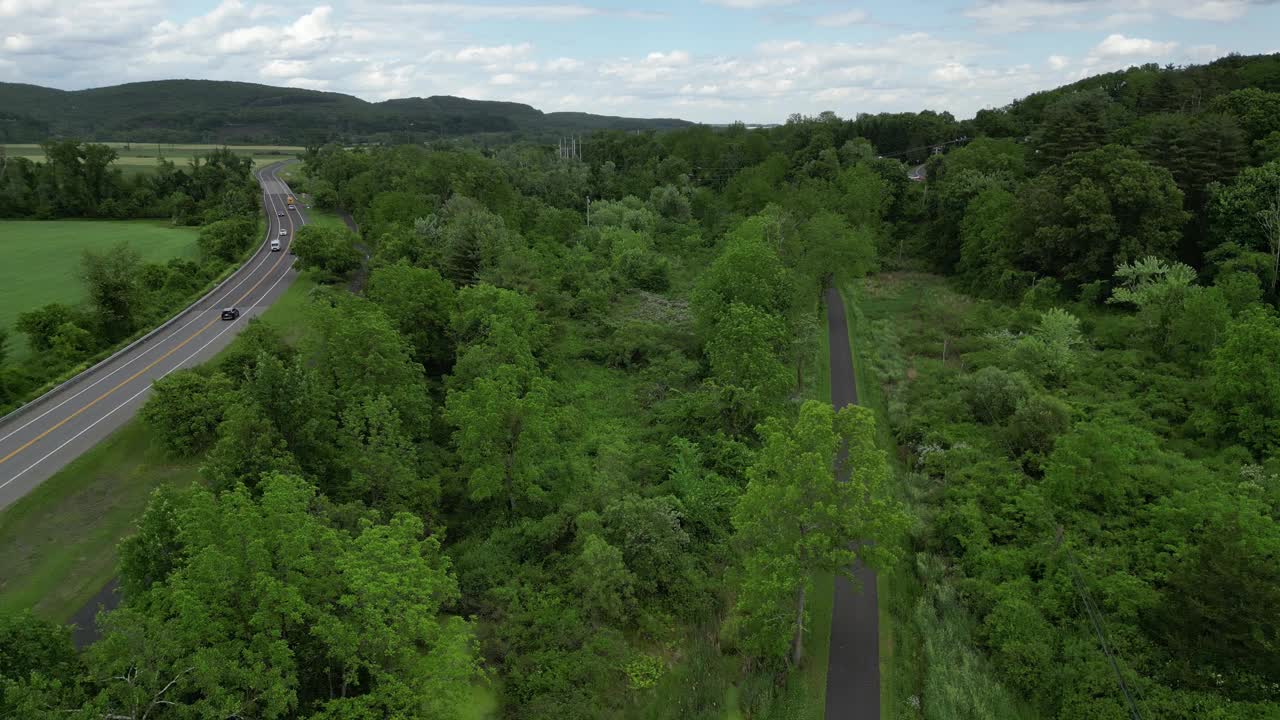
[220,308,240,321]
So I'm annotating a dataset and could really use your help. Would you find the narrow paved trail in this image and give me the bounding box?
[822,285,880,719]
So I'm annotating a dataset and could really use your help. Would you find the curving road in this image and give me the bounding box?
[0,162,307,511]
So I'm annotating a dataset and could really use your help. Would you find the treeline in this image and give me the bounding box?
[922,87,1280,299]
[0,141,261,222]
[0,120,912,716]
[0,144,263,411]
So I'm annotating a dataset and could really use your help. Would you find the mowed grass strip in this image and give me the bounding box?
[0,274,317,623]
[0,220,200,357]
[0,421,200,621]
[304,207,354,233]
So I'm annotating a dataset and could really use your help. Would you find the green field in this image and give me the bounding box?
[2,143,303,176]
[0,274,317,622]
[0,220,200,356]
[304,207,353,233]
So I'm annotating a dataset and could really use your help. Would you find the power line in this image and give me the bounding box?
[1055,526,1144,720]
[875,136,971,160]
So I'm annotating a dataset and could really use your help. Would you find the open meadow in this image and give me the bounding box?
[2,143,303,176]
[0,220,199,356]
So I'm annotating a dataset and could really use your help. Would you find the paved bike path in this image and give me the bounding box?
[823,285,880,719]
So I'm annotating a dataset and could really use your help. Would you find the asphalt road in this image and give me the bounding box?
[0,162,307,511]
[823,285,881,719]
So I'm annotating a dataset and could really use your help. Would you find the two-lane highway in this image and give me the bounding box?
[0,162,308,510]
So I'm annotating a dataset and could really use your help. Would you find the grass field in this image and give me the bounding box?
[0,220,200,357]
[304,207,353,233]
[2,143,303,176]
[0,274,317,623]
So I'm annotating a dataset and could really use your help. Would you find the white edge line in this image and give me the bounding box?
[0,169,288,446]
[0,164,290,429]
[0,250,299,494]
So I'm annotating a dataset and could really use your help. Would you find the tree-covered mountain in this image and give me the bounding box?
[0,79,692,144]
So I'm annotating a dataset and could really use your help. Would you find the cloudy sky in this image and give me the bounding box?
[1,0,1278,123]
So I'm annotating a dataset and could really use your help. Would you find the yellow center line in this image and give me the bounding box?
[0,174,299,467]
[0,317,219,465]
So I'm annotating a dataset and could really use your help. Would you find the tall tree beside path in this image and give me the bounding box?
[730,400,901,667]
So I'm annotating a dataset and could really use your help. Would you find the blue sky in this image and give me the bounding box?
[2,0,1279,123]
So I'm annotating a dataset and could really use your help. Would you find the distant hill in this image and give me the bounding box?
[0,79,693,144]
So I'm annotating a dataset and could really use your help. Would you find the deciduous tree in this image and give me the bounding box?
[1206,308,1280,457]
[81,241,143,341]
[444,364,556,514]
[1017,146,1187,286]
[139,369,236,456]
[731,401,899,666]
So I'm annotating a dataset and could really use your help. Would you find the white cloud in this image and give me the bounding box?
[814,87,852,101]
[212,6,338,55]
[816,9,870,27]
[1048,54,1069,69]
[0,0,51,18]
[1168,0,1248,21]
[490,73,519,85]
[966,0,1268,31]
[702,0,800,7]
[261,59,310,78]
[965,0,1086,31]
[932,63,975,83]
[215,26,276,53]
[453,43,533,64]
[362,2,598,20]
[1091,33,1177,58]
[645,50,691,66]
[152,1,238,49]
[545,57,582,72]
[284,76,330,90]
[3,32,32,51]
[1187,43,1224,61]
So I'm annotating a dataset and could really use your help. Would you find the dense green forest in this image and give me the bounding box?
[0,143,265,410]
[3,51,1280,719]
[0,80,691,145]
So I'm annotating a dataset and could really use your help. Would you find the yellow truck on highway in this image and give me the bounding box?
[287,195,296,209]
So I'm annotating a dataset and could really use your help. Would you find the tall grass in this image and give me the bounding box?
[912,555,1038,720]
[843,277,1040,720]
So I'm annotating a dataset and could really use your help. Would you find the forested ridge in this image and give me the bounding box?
[0,79,691,145]
[1,51,1279,720]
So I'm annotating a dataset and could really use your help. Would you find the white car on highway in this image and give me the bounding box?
[270,239,281,252]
